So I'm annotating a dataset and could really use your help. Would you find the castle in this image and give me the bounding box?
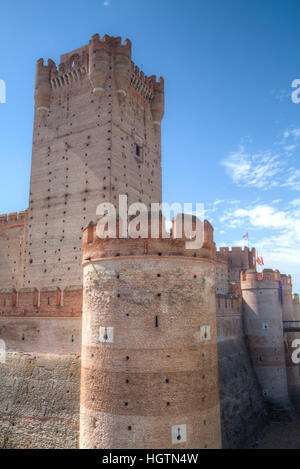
[0,34,299,449]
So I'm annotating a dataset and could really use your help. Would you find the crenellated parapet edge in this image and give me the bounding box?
[293,293,300,321]
[217,246,256,268]
[240,268,292,290]
[34,34,164,125]
[81,214,216,263]
[293,293,300,304]
[280,273,293,291]
[0,209,28,228]
[0,285,82,317]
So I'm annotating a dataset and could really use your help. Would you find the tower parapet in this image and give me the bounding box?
[88,34,111,97]
[0,286,82,317]
[280,275,300,411]
[293,294,300,320]
[34,58,56,115]
[0,210,28,228]
[241,269,290,408]
[114,37,132,97]
[150,76,164,127]
[82,216,215,261]
[80,216,221,449]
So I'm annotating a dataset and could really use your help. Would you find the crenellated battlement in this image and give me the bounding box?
[89,33,132,52]
[82,215,216,263]
[35,33,164,126]
[0,209,28,228]
[241,268,282,289]
[130,64,164,102]
[280,273,292,288]
[217,246,256,267]
[218,246,252,254]
[0,285,82,317]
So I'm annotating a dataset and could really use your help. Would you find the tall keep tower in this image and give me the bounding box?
[24,34,164,289]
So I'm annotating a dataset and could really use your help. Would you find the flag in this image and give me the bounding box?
[242,232,249,238]
[256,256,262,265]
[260,256,264,266]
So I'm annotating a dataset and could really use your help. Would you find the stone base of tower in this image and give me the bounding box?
[80,406,221,449]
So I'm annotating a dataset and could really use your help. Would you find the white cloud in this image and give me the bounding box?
[234,205,291,229]
[103,1,110,6]
[221,145,282,189]
[213,199,225,206]
[291,199,300,207]
[222,133,300,191]
[218,202,300,291]
[283,169,300,191]
[283,128,300,141]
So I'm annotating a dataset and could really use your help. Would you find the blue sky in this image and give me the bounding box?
[0,0,300,291]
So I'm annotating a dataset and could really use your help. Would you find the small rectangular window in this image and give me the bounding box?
[136,145,140,157]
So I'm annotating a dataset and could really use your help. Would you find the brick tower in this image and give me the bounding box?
[241,269,290,408]
[24,34,164,289]
[80,216,221,449]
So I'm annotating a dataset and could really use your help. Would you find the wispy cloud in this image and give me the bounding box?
[222,128,300,191]
[218,200,300,288]
[283,128,300,140]
[270,88,292,102]
[221,145,282,189]
[103,1,110,6]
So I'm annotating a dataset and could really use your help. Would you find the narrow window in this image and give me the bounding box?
[136,145,140,157]
[155,316,158,328]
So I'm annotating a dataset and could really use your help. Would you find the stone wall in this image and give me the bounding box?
[216,296,268,448]
[0,316,81,448]
[0,211,27,291]
[0,291,271,449]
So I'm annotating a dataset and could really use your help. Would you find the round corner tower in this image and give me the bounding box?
[293,294,300,320]
[79,216,221,449]
[281,275,300,411]
[241,269,290,407]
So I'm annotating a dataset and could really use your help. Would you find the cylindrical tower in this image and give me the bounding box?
[150,76,165,127]
[79,218,221,449]
[114,37,132,97]
[281,276,300,411]
[88,34,110,97]
[34,58,53,116]
[293,294,300,320]
[241,269,290,408]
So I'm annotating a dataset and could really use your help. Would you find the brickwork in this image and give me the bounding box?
[0,32,299,449]
[0,286,82,317]
[293,294,300,320]
[24,35,163,290]
[0,316,81,448]
[241,269,290,407]
[0,211,28,290]
[281,275,300,411]
[216,294,268,448]
[80,221,221,449]
[217,246,255,284]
